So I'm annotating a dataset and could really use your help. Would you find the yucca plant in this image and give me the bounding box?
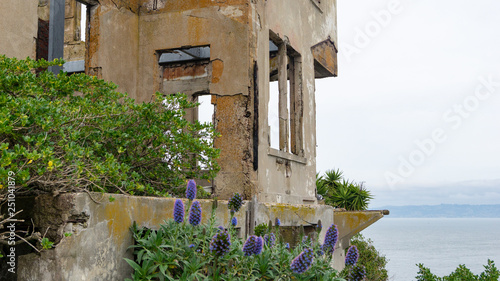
[316,169,372,211]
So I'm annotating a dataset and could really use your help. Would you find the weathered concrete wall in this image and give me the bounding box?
[0,0,38,59]
[134,1,256,200]
[15,193,335,280]
[56,0,338,204]
[137,1,251,101]
[86,3,140,97]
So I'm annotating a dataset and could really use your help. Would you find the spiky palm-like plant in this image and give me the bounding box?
[316,169,372,210]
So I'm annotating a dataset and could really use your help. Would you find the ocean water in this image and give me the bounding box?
[360,218,500,280]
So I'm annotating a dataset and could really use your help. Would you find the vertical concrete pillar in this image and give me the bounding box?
[48,0,65,73]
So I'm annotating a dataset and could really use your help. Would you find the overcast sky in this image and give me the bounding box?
[315,0,500,207]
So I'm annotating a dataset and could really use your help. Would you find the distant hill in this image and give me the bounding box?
[377,204,500,218]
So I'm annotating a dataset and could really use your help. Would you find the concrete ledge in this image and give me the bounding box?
[332,210,388,271]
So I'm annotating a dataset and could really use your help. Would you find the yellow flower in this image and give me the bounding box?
[48,161,54,171]
[27,160,33,164]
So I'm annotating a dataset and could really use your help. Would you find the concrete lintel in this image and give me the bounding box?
[311,38,338,78]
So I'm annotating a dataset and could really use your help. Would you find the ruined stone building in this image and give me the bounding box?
[2,0,338,204]
[1,1,388,279]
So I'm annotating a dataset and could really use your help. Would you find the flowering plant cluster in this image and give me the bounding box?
[127,181,347,280]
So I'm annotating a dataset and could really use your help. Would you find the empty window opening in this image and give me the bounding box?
[157,47,214,171]
[158,46,212,123]
[269,81,279,150]
[268,33,303,156]
[198,94,214,125]
[80,3,87,41]
[197,95,215,170]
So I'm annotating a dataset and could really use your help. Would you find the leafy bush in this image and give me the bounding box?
[346,234,388,281]
[126,191,346,280]
[416,260,499,281]
[0,56,219,197]
[316,169,372,210]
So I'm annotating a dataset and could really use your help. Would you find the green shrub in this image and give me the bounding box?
[345,234,388,281]
[416,260,500,281]
[316,169,372,210]
[0,56,219,197]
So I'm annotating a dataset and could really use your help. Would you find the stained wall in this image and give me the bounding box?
[0,1,38,59]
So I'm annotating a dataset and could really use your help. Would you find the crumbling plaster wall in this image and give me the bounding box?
[86,1,140,99]
[0,0,38,59]
[251,0,338,204]
[136,1,257,200]
[82,0,338,204]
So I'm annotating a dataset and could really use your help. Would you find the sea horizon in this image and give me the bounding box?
[361,217,500,280]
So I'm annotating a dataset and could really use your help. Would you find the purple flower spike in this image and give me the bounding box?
[322,224,338,255]
[255,236,263,255]
[285,243,290,249]
[209,230,231,257]
[345,245,359,266]
[347,264,366,281]
[290,248,314,274]
[317,245,324,256]
[275,218,281,227]
[173,199,184,223]
[242,235,261,256]
[264,233,276,248]
[186,179,197,200]
[228,193,243,212]
[189,201,202,226]
[231,217,237,227]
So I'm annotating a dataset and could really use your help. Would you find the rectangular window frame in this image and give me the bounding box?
[268,32,305,161]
